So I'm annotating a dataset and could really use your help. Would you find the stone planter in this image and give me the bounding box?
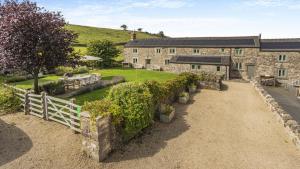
[178,93,189,104]
[160,109,175,123]
[188,85,197,94]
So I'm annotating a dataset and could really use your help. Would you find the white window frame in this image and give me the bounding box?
[216,66,221,72]
[165,59,170,65]
[278,55,287,62]
[235,62,242,70]
[278,68,287,78]
[191,64,201,70]
[193,48,200,55]
[132,48,138,54]
[155,48,162,54]
[133,57,138,64]
[220,48,225,53]
[234,48,243,56]
[168,48,176,55]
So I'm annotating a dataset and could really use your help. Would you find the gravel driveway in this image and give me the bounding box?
[1,81,300,169]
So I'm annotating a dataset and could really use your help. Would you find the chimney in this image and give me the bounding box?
[131,31,137,41]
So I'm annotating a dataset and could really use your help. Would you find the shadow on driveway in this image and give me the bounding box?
[104,96,192,163]
[0,118,33,167]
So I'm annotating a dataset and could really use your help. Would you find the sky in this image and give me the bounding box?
[29,0,300,38]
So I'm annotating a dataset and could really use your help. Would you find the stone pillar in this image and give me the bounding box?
[81,112,115,162]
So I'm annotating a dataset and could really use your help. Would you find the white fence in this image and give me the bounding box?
[4,84,82,133]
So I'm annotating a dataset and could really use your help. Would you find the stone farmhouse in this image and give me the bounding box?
[124,33,300,84]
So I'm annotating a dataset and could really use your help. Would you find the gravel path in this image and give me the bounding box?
[1,81,300,169]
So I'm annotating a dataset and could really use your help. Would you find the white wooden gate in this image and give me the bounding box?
[4,84,82,133]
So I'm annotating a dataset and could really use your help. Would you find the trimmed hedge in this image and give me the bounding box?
[82,99,121,128]
[40,81,65,95]
[0,87,21,114]
[107,82,154,141]
[55,66,89,76]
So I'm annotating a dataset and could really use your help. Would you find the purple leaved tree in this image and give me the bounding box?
[0,0,78,93]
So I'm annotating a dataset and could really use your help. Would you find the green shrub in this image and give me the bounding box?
[5,75,28,83]
[55,66,89,76]
[0,88,21,114]
[82,99,121,127]
[144,80,164,105]
[40,81,65,95]
[107,82,154,141]
[55,66,74,76]
[179,72,199,87]
[179,92,189,97]
[163,105,174,115]
[73,66,90,74]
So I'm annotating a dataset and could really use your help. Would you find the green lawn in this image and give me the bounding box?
[74,69,177,105]
[11,75,61,89]
[91,69,177,82]
[3,69,177,105]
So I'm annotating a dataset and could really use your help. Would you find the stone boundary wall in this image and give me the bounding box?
[60,76,125,98]
[251,80,300,149]
[198,79,222,91]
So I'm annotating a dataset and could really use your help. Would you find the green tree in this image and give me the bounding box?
[87,40,120,68]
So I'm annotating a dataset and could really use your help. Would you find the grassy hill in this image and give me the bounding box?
[66,24,160,57]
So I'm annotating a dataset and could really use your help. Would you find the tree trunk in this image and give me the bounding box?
[33,72,39,94]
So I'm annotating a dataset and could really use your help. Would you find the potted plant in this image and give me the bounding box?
[178,92,189,104]
[160,104,175,123]
[188,83,197,93]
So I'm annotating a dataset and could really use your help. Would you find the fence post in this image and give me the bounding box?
[24,91,30,115]
[70,98,79,134]
[41,92,48,120]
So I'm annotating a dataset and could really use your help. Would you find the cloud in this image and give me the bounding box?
[244,0,300,9]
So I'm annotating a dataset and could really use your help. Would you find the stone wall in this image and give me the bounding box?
[81,112,120,162]
[124,47,259,80]
[251,81,300,149]
[256,52,300,84]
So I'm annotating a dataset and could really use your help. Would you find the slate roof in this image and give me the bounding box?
[261,39,300,52]
[170,55,231,66]
[125,36,260,48]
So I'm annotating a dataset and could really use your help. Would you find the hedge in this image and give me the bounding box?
[0,87,21,114]
[107,82,154,141]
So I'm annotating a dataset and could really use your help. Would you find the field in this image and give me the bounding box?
[66,24,159,56]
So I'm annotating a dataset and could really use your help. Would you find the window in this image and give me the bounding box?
[156,48,161,54]
[165,59,170,65]
[221,48,225,53]
[133,48,138,54]
[191,64,201,70]
[235,48,243,55]
[278,69,287,77]
[133,58,138,64]
[278,55,287,62]
[235,62,242,70]
[217,66,221,72]
[193,48,200,54]
[169,48,176,54]
[146,59,151,64]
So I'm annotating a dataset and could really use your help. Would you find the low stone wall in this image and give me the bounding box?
[80,112,121,162]
[251,80,300,149]
[60,76,125,98]
[198,79,222,91]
